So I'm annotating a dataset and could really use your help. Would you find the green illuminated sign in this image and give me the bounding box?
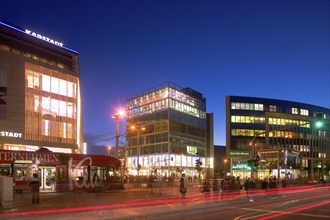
[232,163,248,170]
[230,152,249,156]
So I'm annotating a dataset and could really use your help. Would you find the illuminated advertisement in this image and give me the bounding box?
[175,155,181,166]
[127,154,211,171]
[162,155,168,166]
[187,156,192,167]
[25,29,64,47]
[143,156,149,167]
[182,155,187,166]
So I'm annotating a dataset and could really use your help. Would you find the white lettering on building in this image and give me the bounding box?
[25,29,64,47]
[0,131,23,138]
[0,151,59,164]
[68,157,104,191]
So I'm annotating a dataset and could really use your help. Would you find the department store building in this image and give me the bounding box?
[0,21,83,154]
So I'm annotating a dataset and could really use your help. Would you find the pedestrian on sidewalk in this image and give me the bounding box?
[29,173,41,204]
[244,178,256,202]
[179,173,187,199]
[213,175,221,198]
[213,175,221,202]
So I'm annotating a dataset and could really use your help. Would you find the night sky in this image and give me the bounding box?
[1,0,329,155]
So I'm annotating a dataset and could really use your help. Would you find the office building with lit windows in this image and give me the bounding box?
[125,82,214,180]
[0,21,83,154]
[226,96,330,181]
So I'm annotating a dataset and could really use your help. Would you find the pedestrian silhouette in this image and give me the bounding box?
[179,173,187,199]
[29,173,41,204]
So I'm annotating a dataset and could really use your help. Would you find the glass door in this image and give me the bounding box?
[40,166,56,191]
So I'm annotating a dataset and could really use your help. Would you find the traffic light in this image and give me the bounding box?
[315,112,324,128]
[195,159,200,169]
[247,159,258,172]
[195,159,202,170]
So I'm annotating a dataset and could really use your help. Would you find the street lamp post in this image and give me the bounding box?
[112,110,124,158]
[107,146,112,156]
[223,158,228,176]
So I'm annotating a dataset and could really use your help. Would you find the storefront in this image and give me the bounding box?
[0,149,124,192]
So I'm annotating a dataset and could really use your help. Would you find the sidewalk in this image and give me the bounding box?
[0,183,202,214]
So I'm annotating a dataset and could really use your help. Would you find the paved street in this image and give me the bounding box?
[1,184,329,220]
[0,182,200,214]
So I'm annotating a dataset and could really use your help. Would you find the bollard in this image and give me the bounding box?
[0,176,13,209]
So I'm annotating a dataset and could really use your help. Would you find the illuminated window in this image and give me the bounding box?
[26,70,40,88]
[67,103,74,118]
[68,82,74,97]
[254,104,263,111]
[270,105,276,112]
[231,129,265,136]
[59,79,67,96]
[292,108,298,114]
[300,109,309,116]
[318,153,326,159]
[59,101,67,117]
[302,159,308,168]
[43,120,50,136]
[231,115,265,124]
[51,77,59,94]
[42,75,51,92]
[67,123,73,139]
[34,95,40,112]
[42,97,51,114]
[51,99,59,116]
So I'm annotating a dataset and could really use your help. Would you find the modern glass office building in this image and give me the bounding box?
[0,21,83,154]
[226,96,330,181]
[125,82,214,180]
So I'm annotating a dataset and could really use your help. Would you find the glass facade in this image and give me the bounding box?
[126,83,210,180]
[226,96,330,181]
[25,63,79,144]
[127,86,206,119]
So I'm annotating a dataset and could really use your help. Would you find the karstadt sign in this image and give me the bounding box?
[25,29,64,47]
[0,131,23,138]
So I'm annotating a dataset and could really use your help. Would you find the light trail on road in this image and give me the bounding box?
[197,188,330,220]
[1,186,328,219]
[256,200,330,220]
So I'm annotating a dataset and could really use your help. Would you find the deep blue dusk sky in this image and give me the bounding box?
[1,0,329,155]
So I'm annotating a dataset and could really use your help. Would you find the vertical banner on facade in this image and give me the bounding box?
[0,70,7,119]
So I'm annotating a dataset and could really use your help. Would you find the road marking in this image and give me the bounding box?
[235,203,330,220]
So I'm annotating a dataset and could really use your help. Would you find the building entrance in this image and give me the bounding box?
[40,166,56,191]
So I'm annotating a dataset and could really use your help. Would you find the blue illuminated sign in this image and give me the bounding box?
[0,21,78,54]
[25,29,64,47]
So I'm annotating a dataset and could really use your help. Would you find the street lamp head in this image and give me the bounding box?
[315,121,323,128]
[118,109,125,116]
[112,109,125,119]
[130,125,146,131]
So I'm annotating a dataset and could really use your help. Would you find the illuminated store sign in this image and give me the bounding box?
[25,29,64,47]
[0,131,23,138]
[230,152,249,156]
[232,163,248,170]
[0,151,59,164]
